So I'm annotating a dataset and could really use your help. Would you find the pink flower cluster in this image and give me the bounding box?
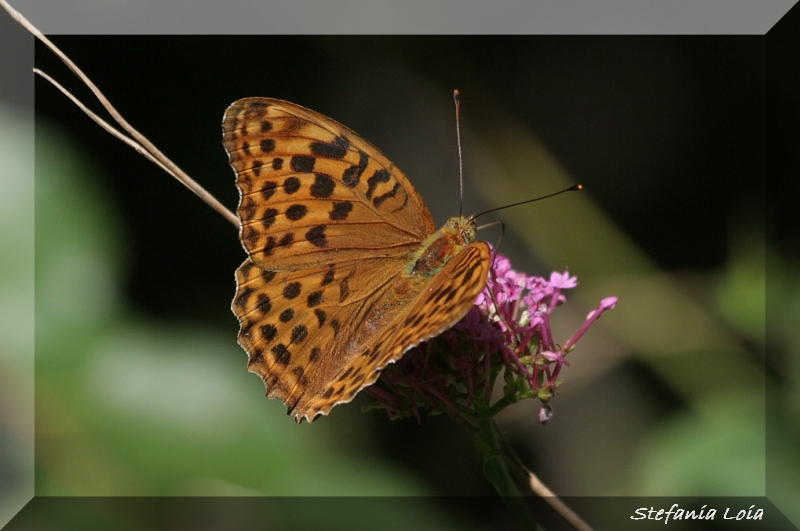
[365,247,617,424]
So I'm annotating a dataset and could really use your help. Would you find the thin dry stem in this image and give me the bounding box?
[1,0,238,227]
[34,68,177,178]
[529,469,596,531]
[500,432,595,531]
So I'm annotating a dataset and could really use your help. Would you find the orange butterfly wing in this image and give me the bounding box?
[223,98,489,422]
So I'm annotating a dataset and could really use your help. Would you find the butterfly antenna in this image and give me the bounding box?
[454,89,465,218]
[474,184,583,220]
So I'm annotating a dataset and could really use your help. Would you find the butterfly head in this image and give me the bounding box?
[443,215,478,246]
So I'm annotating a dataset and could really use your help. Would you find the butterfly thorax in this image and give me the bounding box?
[407,216,477,278]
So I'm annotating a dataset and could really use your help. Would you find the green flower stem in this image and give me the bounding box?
[474,396,539,530]
[488,392,529,417]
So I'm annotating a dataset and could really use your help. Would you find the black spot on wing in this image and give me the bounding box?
[307,291,323,307]
[310,173,335,198]
[343,150,368,188]
[283,282,301,299]
[285,204,308,221]
[263,236,276,256]
[372,181,402,209]
[321,266,335,286]
[261,181,277,200]
[262,208,278,229]
[290,155,316,173]
[310,136,349,159]
[272,344,291,365]
[260,139,275,153]
[234,286,254,310]
[339,269,355,303]
[279,232,294,247]
[283,177,301,194]
[329,201,353,221]
[240,197,256,220]
[290,325,308,344]
[256,293,272,314]
[306,225,328,248]
[314,309,326,327]
[260,324,277,342]
[365,169,390,200]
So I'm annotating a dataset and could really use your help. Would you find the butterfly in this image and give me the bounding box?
[222,98,490,422]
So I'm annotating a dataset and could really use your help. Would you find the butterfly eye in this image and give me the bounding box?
[463,226,476,242]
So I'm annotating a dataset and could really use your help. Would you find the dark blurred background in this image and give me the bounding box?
[1,26,796,531]
[34,36,763,302]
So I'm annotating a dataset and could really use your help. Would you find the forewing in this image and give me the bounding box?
[222,97,436,270]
